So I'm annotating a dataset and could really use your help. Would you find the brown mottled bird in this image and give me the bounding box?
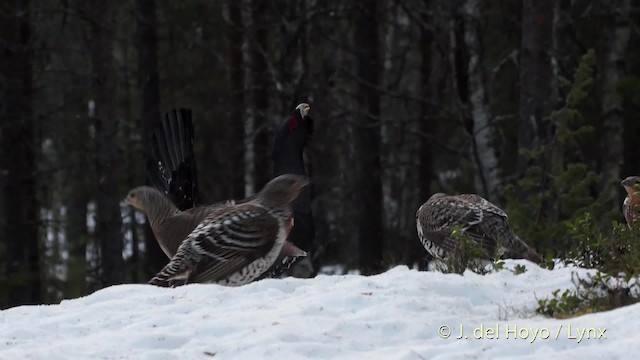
[416,193,541,263]
[147,174,308,286]
[145,106,314,279]
[125,186,230,260]
[621,176,640,230]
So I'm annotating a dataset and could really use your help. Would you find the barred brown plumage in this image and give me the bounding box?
[148,174,308,286]
[144,106,315,280]
[416,193,541,264]
[125,186,232,259]
[621,176,640,230]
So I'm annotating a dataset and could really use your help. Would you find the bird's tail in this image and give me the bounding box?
[507,235,543,264]
[146,108,198,211]
[148,240,199,287]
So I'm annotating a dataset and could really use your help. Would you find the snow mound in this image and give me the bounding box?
[1,261,636,359]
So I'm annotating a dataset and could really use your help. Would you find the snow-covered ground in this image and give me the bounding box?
[1,261,637,360]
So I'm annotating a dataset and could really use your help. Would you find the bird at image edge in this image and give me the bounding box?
[621,176,640,230]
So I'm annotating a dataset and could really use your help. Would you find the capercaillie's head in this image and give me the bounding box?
[295,103,311,118]
[256,174,309,207]
[621,176,640,194]
[124,186,164,212]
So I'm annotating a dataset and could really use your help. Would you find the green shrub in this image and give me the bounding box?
[536,271,639,318]
[503,50,600,257]
[537,212,640,318]
[437,226,489,274]
[566,213,640,275]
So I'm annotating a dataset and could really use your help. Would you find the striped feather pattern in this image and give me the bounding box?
[148,174,307,287]
[416,192,540,262]
[149,204,285,286]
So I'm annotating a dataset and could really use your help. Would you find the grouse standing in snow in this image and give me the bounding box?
[621,176,640,230]
[416,193,541,264]
[264,103,316,277]
[142,105,315,279]
[148,174,308,286]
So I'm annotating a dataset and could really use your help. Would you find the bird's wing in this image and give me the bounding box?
[421,195,485,231]
[150,204,280,285]
[415,213,460,258]
[155,204,231,258]
[455,194,507,218]
[185,204,280,283]
[455,195,537,259]
[146,108,198,211]
[623,195,633,229]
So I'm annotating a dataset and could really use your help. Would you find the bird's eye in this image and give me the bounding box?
[129,193,136,198]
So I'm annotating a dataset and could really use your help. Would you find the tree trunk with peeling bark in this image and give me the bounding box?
[243,0,270,196]
[462,0,500,200]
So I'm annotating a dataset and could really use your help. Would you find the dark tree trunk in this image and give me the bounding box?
[354,1,384,275]
[250,0,270,190]
[64,142,89,296]
[0,0,41,307]
[416,5,436,270]
[516,0,557,176]
[135,0,166,277]
[87,0,123,287]
[227,0,246,199]
[598,0,630,208]
[61,1,92,297]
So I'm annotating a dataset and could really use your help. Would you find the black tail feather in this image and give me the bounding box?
[146,108,198,211]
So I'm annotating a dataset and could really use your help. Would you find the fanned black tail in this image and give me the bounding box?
[146,108,198,211]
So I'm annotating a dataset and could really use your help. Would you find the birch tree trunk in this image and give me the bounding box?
[598,0,630,208]
[243,0,270,196]
[462,0,500,200]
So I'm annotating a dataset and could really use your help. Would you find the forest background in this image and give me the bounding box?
[1,0,639,309]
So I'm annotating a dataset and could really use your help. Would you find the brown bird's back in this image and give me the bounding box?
[148,174,308,287]
[416,193,540,263]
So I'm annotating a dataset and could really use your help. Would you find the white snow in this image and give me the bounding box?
[1,261,637,360]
